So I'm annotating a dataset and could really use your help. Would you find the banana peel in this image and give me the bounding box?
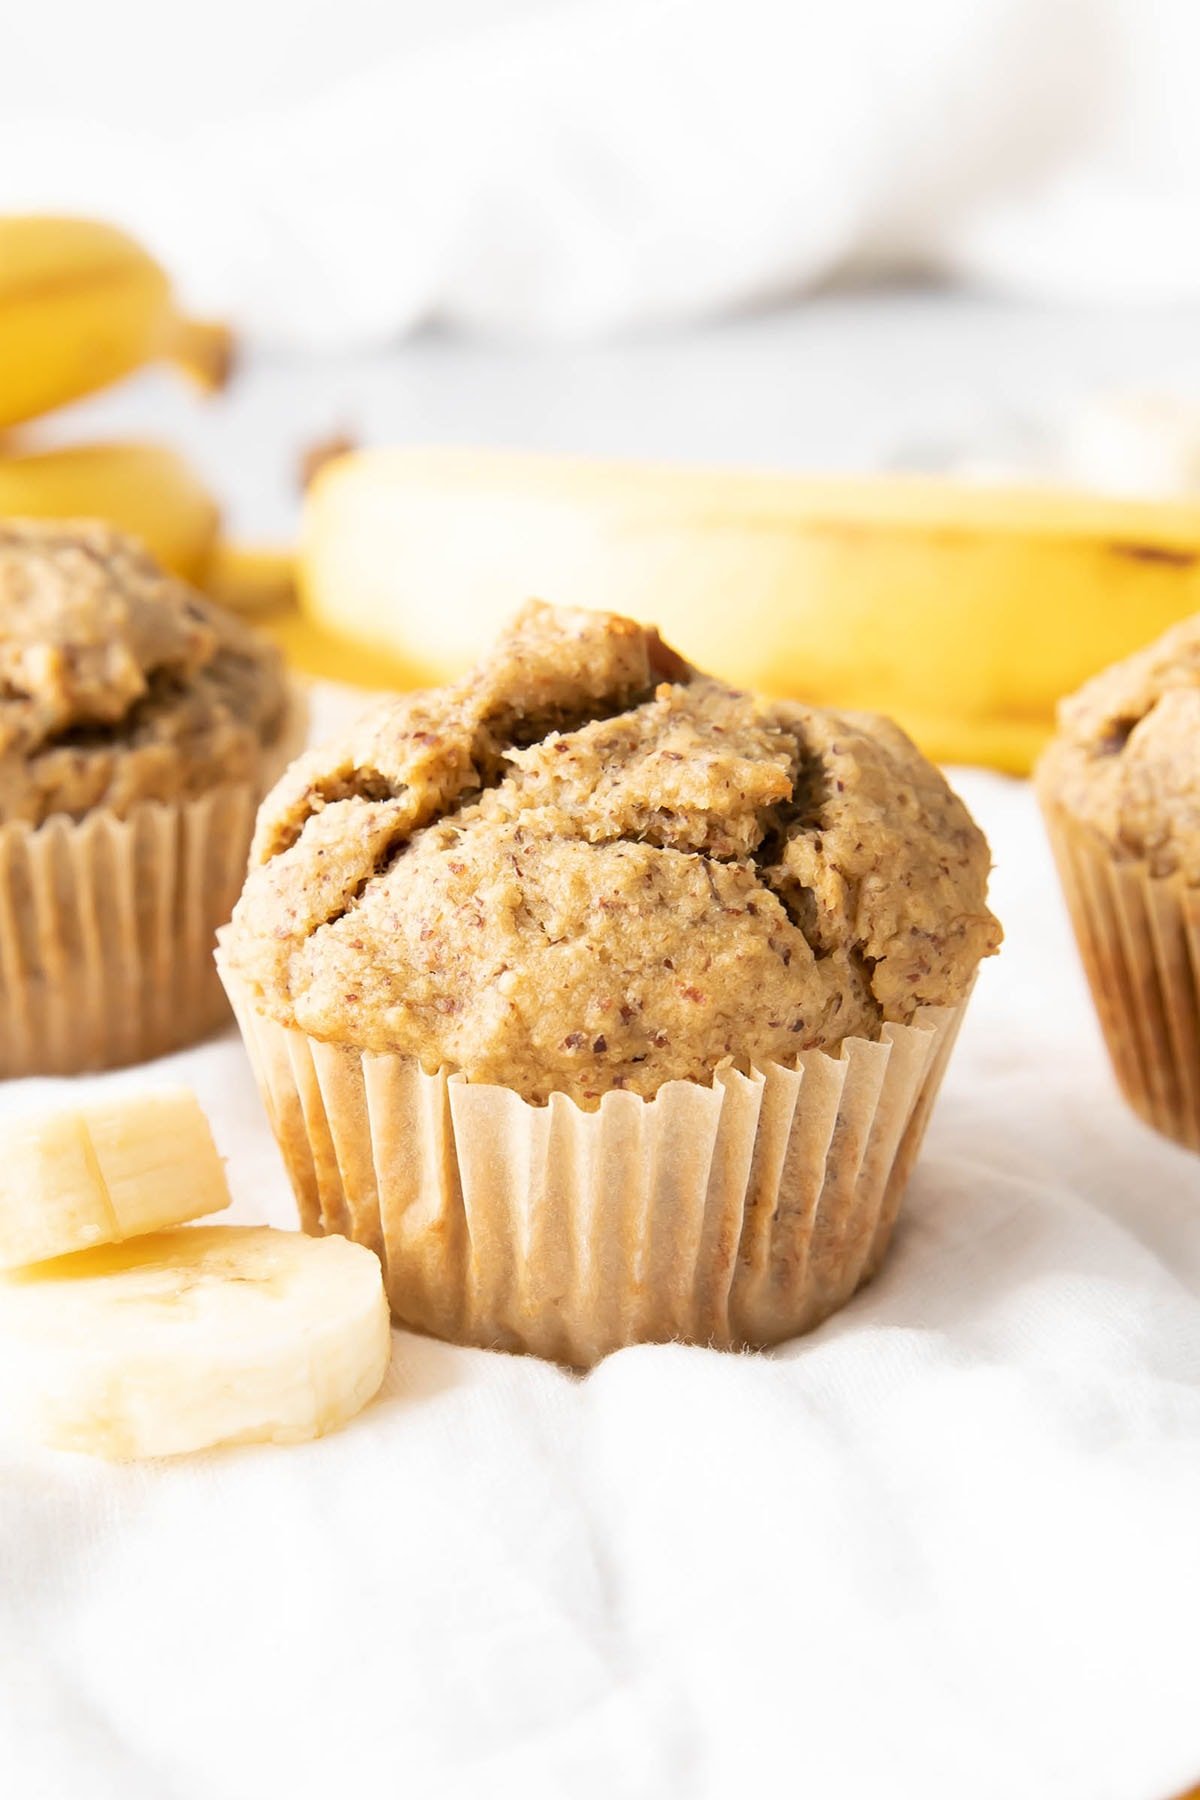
[0,214,233,427]
[254,603,414,691]
[299,447,1200,771]
[204,541,298,615]
[0,440,219,584]
[200,540,409,687]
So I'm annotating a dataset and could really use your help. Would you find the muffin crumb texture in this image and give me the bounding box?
[226,602,999,1104]
[1043,613,1200,881]
[0,520,289,825]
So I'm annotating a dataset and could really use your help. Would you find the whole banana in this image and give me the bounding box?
[0,215,232,428]
[0,441,220,582]
[300,447,1200,771]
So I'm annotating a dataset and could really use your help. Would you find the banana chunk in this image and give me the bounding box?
[0,1226,391,1459]
[0,1089,231,1269]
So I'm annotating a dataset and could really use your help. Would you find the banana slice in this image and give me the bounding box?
[0,1088,231,1270]
[0,1226,391,1459]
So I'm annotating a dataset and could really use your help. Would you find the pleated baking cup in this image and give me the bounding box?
[0,698,308,1078]
[1038,789,1200,1153]
[220,963,966,1366]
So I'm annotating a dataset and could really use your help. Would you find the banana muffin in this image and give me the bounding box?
[221,601,999,1363]
[0,520,300,1075]
[1038,613,1200,1150]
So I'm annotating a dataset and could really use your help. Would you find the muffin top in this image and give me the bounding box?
[1039,612,1200,882]
[0,520,289,826]
[223,602,999,1105]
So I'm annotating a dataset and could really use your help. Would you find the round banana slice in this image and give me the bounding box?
[0,1088,231,1270]
[0,1226,391,1460]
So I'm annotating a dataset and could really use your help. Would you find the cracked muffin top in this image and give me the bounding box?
[1038,612,1200,883]
[0,520,290,826]
[222,601,1000,1105]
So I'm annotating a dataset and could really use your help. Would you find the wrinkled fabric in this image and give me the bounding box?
[1,740,1198,1800]
[4,0,1200,344]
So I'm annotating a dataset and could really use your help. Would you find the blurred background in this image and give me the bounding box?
[6,0,1200,780]
[5,0,1200,535]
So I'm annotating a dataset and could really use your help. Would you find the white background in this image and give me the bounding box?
[4,0,546,130]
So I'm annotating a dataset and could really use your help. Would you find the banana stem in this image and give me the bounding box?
[167,315,236,393]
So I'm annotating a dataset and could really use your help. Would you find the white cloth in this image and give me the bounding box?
[1,751,1198,1800]
[5,0,1200,344]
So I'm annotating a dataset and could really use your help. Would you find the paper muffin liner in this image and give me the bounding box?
[0,698,308,1078]
[1039,789,1200,1154]
[220,963,966,1366]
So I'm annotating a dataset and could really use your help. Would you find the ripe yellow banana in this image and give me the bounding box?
[0,1226,391,1459]
[0,440,220,582]
[300,447,1200,771]
[199,540,411,686]
[0,215,232,428]
[0,1089,230,1270]
[204,541,298,615]
[256,605,414,689]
